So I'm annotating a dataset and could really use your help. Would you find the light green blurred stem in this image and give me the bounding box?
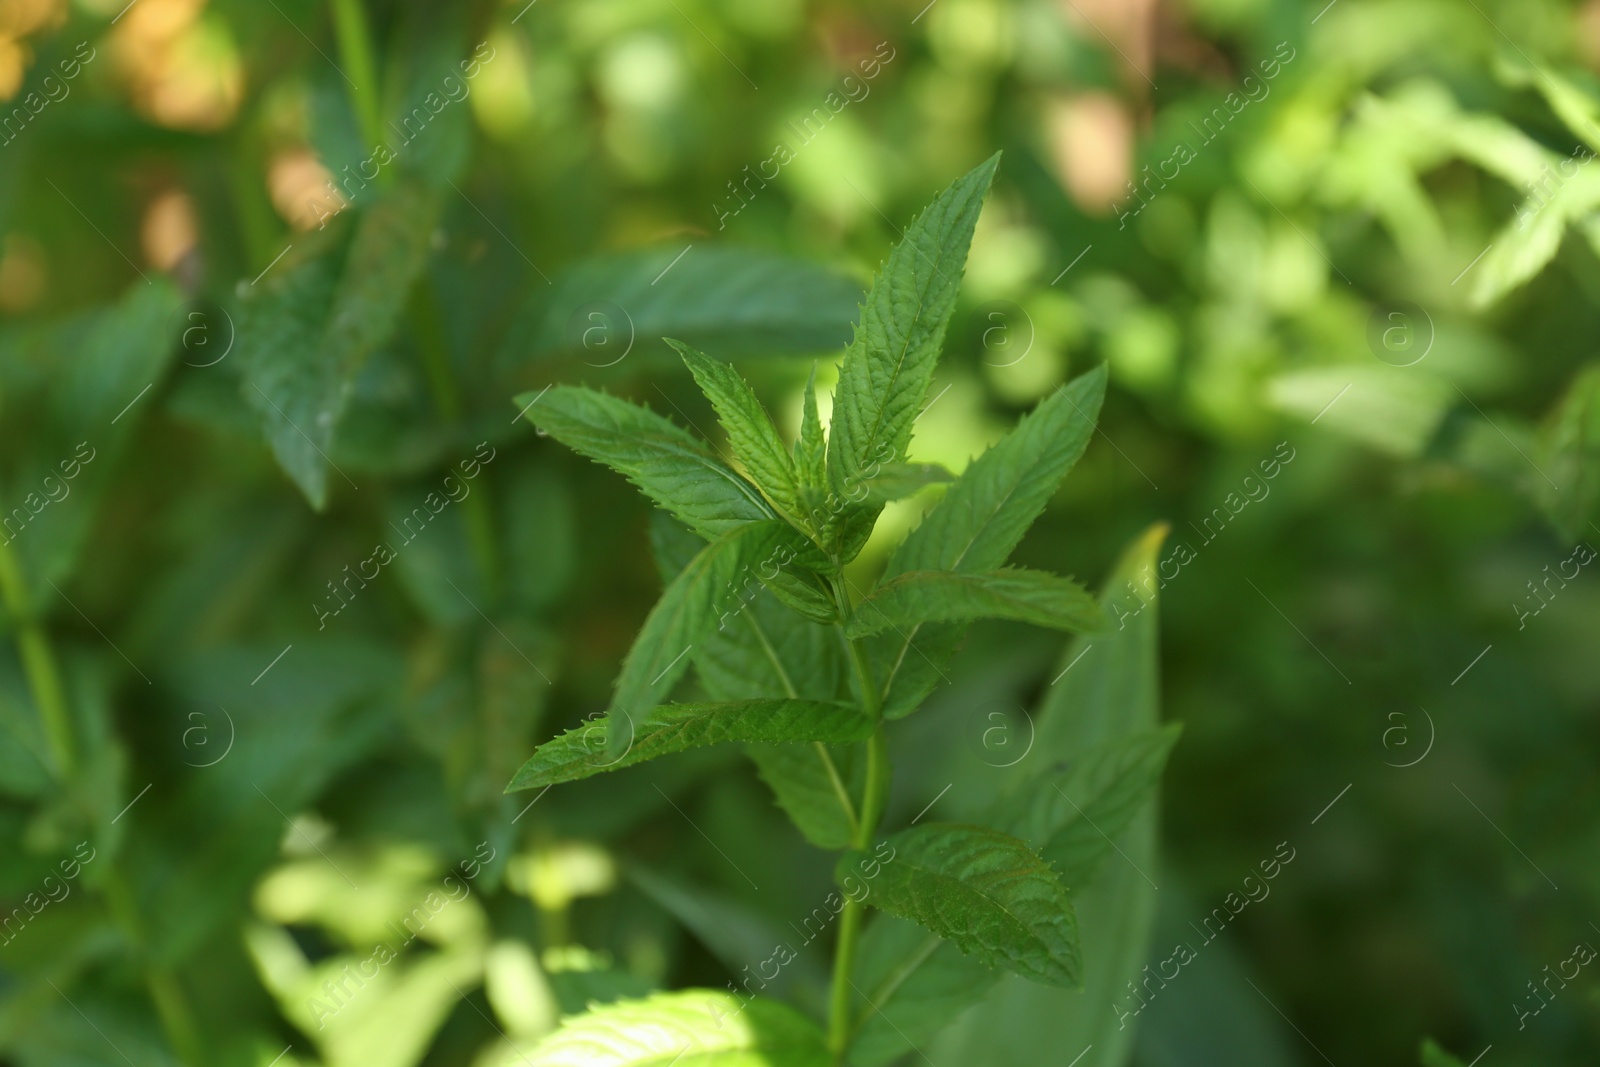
[0,533,202,1064]
[0,534,74,776]
[331,0,387,160]
[827,576,889,1062]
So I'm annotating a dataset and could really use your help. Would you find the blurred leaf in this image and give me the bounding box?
[857,462,953,505]
[1419,1037,1469,1066]
[499,247,864,367]
[991,725,1180,892]
[523,989,830,1066]
[240,180,440,509]
[1535,364,1600,540]
[1269,368,1451,456]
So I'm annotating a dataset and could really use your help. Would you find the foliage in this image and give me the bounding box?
[1,0,1599,1065]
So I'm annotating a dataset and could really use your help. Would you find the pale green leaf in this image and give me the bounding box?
[670,339,800,515]
[240,180,440,509]
[519,384,775,540]
[845,568,1103,639]
[824,154,1000,560]
[507,699,870,791]
[1268,367,1449,457]
[840,822,1079,987]
[523,989,829,1067]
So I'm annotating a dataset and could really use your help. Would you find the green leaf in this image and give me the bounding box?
[507,699,871,791]
[989,724,1182,890]
[869,365,1107,718]
[240,180,440,509]
[1419,1038,1469,1067]
[518,384,774,541]
[1269,366,1451,457]
[1,279,183,592]
[927,524,1168,1067]
[824,154,1000,560]
[888,366,1106,577]
[840,822,1079,987]
[850,526,1169,1066]
[747,741,861,850]
[859,461,953,505]
[794,365,828,491]
[602,521,809,759]
[522,989,830,1066]
[670,339,800,515]
[627,867,827,997]
[1535,363,1600,540]
[667,556,857,849]
[845,568,1103,639]
[500,246,864,366]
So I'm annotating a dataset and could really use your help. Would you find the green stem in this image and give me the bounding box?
[330,0,387,160]
[104,872,205,1066]
[826,575,890,1061]
[0,535,74,776]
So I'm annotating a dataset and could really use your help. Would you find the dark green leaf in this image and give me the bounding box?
[859,461,953,505]
[989,724,1182,890]
[927,525,1169,1067]
[840,822,1079,987]
[845,568,1104,639]
[671,339,800,515]
[824,154,999,560]
[240,180,440,508]
[869,366,1107,718]
[602,521,808,760]
[518,384,774,541]
[507,699,871,791]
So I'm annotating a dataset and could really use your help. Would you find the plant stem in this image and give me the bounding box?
[330,0,387,162]
[826,574,890,1061]
[0,535,74,776]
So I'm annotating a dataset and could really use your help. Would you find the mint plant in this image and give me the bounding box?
[508,154,1178,1066]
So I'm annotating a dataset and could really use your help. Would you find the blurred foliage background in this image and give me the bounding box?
[0,0,1598,1064]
